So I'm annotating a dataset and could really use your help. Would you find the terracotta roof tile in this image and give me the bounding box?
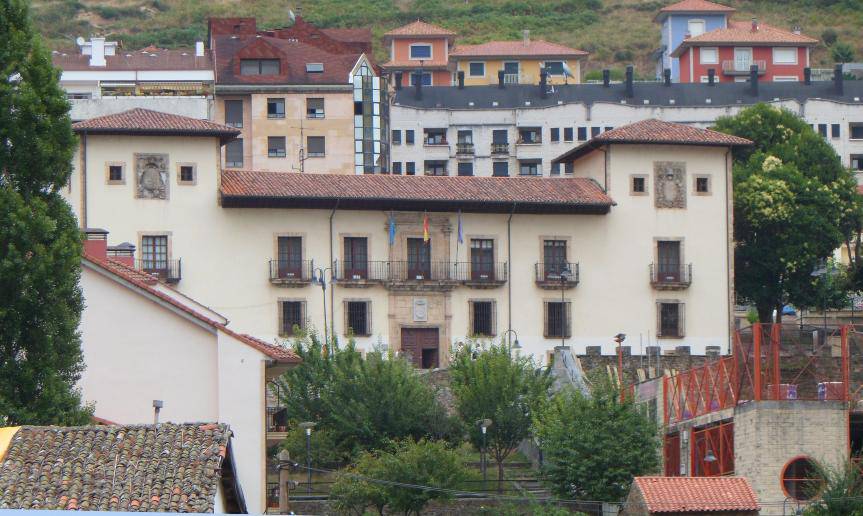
[52,48,212,71]
[659,0,736,13]
[634,476,760,512]
[83,253,300,363]
[381,58,450,69]
[451,40,587,58]
[219,170,614,214]
[72,108,239,141]
[0,424,232,513]
[593,119,752,146]
[671,21,817,55]
[383,20,456,38]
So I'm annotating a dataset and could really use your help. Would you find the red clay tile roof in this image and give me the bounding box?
[0,423,235,512]
[633,476,759,512]
[72,108,239,142]
[322,27,373,44]
[83,252,300,363]
[381,58,450,69]
[451,40,587,58]
[220,169,613,214]
[671,21,818,55]
[383,20,456,38]
[52,48,213,71]
[659,0,736,14]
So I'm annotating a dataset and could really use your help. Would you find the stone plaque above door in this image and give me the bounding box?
[413,298,428,322]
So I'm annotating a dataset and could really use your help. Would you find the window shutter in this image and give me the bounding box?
[365,301,372,335]
[678,303,685,338]
[491,300,497,337]
[277,301,285,336]
[468,301,475,335]
[656,302,663,338]
[543,302,550,338]
[565,301,572,338]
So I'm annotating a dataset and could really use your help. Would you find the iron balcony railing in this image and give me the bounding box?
[453,261,508,284]
[491,143,510,154]
[136,258,181,283]
[266,406,288,432]
[334,260,507,285]
[535,262,580,285]
[650,263,693,287]
[456,142,475,155]
[721,60,767,75]
[269,259,314,282]
[333,260,390,282]
[387,260,458,282]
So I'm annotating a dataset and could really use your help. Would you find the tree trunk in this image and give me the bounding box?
[497,460,505,493]
[756,303,783,325]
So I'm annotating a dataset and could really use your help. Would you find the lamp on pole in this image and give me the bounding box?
[502,329,521,353]
[693,435,717,476]
[558,266,572,348]
[614,333,626,402]
[476,418,492,489]
[298,422,316,494]
[314,267,331,346]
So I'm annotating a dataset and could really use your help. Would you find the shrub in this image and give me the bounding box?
[822,28,839,46]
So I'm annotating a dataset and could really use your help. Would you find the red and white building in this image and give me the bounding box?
[671,19,818,83]
[382,20,456,87]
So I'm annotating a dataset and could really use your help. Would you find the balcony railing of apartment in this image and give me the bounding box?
[491,143,510,155]
[269,259,314,286]
[503,73,520,84]
[334,260,507,288]
[333,260,389,285]
[454,261,508,287]
[534,262,580,289]
[456,143,475,155]
[721,60,767,75]
[136,258,182,283]
[266,406,289,433]
[650,263,692,289]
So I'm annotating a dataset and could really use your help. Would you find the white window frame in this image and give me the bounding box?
[699,47,718,65]
[733,47,753,72]
[409,43,433,60]
[468,61,485,77]
[773,47,798,65]
[687,19,706,37]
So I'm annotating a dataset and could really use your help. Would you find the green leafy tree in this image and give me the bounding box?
[831,41,856,63]
[804,461,863,516]
[534,374,659,502]
[714,104,857,322]
[449,340,552,489]
[0,0,90,425]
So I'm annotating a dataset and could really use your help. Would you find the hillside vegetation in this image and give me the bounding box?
[33,0,863,74]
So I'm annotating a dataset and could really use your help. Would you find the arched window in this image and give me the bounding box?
[781,456,823,501]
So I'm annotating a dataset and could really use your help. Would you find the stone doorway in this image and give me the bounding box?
[401,327,440,368]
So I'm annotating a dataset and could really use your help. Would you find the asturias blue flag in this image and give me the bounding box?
[388,212,396,246]
[457,210,464,244]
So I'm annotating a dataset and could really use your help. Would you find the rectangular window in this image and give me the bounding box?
[503,61,519,75]
[410,44,432,59]
[818,124,828,137]
[406,161,416,175]
[544,61,564,75]
[141,235,168,271]
[657,240,682,282]
[470,239,494,281]
[832,124,841,138]
[563,127,573,142]
[424,160,447,176]
[305,63,324,73]
[409,72,432,86]
[307,98,325,119]
[277,237,303,278]
[700,47,718,65]
[591,127,601,137]
[773,47,798,65]
[457,130,473,144]
[564,162,573,174]
[550,128,560,142]
[518,127,542,144]
[392,129,402,145]
[492,161,509,177]
[551,163,560,175]
[457,162,474,176]
[492,129,508,144]
[659,302,684,338]
[240,58,280,75]
[268,136,287,158]
[696,176,710,193]
[468,62,485,77]
[307,136,325,157]
[405,130,415,145]
[225,139,243,168]
[577,127,587,141]
[470,300,495,336]
[688,20,706,37]
[407,238,431,278]
[344,237,368,279]
[632,176,646,194]
[280,301,304,336]
[346,301,371,336]
[179,165,195,184]
[392,162,402,174]
[543,240,568,279]
[108,164,124,183]
[851,123,863,140]
[224,100,243,128]
[605,126,614,132]
[424,129,447,145]
[519,160,541,176]
[544,301,571,338]
[267,98,285,119]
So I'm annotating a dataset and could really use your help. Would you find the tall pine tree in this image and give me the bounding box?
[0,0,90,425]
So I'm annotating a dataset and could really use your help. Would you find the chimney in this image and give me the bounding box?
[751,18,758,32]
[195,41,204,57]
[83,228,108,259]
[415,73,423,100]
[663,68,671,86]
[835,63,844,95]
[394,72,402,90]
[153,400,163,424]
[539,69,548,98]
[625,65,634,98]
[804,67,812,85]
[522,29,530,47]
[89,37,106,67]
[707,68,715,85]
[498,70,505,89]
[107,242,136,267]
[602,69,610,87]
[684,31,691,40]
[749,64,759,95]
[792,25,802,35]
[457,70,465,89]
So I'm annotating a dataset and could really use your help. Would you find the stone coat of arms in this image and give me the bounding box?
[135,153,169,199]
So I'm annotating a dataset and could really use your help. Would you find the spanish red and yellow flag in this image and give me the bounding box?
[422,213,430,242]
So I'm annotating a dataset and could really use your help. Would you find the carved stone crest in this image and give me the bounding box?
[135,153,169,199]
[412,298,428,322]
[654,161,686,209]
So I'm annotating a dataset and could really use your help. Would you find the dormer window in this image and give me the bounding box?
[240,58,280,76]
[306,63,324,73]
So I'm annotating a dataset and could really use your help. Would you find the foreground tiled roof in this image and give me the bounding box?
[83,252,300,363]
[384,20,456,38]
[72,108,239,141]
[659,0,735,14]
[452,40,588,58]
[220,170,614,214]
[0,423,232,512]
[633,476,759,512]
[52,48,212,71]
[671,21,817,55]
[593,119,752,146]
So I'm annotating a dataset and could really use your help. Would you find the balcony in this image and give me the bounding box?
[516,129,542,145]
[535,262,579,289]
[491,143,510,155]
[650,263,692,290]
[333,260,388,287]
[721,60,767,76]
[503,73,521,84]
[266,406,289,443]
[455,261,507,288]
[456,142,475,155]
[136,258,181,283]
[269,259,314,286]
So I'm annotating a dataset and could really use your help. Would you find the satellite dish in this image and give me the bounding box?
[76,36,85,46]
[288,9,296,22]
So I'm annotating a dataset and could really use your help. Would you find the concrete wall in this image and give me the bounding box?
[69,96,212,122]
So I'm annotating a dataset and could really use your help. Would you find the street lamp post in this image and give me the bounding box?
[298,422,316,494]
[558,266,572,348]
[476,418,492,490]
[614,333,626,402]
[314,267,331,346]
[502,329,520,353]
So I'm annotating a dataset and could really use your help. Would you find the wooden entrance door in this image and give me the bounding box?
[401,328,440,369]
